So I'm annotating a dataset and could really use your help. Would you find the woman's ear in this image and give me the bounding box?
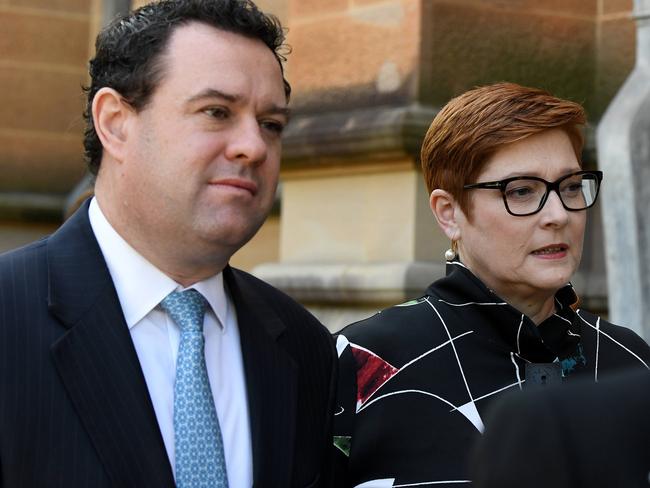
[92,87,133,164]
[429,189,462,242]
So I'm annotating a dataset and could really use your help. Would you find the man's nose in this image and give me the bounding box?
[225,119,268,165]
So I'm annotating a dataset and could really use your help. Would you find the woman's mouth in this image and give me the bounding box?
[531,244,568,257]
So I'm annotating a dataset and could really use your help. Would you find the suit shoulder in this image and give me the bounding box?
[0,238,48,281]
[229,266,311,314]
[0,236,47,261]
[229,266,295,299]
[228,267,332,339]
[0,238,49,336]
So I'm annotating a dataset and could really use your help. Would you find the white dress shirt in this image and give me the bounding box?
[88,197,253,486]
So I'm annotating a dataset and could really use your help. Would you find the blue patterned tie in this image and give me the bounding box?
[160,290,229,488]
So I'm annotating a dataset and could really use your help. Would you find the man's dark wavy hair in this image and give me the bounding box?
[83,0,291,175]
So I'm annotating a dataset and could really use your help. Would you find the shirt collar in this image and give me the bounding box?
[88,197,229,331]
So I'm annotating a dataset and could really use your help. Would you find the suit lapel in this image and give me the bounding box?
[47,201,175,487]
[225,267,298,487]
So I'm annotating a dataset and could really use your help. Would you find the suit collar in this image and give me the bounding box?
[86,197,230,331]
[47,200,175,487]
[225,267,286,339]
[47,199,114,327]
[225,267,298,486]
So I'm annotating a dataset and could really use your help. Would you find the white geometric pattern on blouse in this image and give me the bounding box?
[160,289,229,488]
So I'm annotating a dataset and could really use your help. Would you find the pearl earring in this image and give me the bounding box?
[444,248,457,261]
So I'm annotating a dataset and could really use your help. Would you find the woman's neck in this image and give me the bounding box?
[460,261,558,325]
[507,294,557,325]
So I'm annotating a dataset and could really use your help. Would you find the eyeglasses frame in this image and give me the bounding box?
[462,170,603,217]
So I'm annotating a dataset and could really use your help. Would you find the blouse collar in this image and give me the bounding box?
[427,260,582,365]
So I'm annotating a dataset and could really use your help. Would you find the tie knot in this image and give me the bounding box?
[160,289,209,333]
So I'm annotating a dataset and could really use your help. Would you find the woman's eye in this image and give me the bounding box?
[506,186,534,199]
[561,186,583,200]
[563,183,583,194]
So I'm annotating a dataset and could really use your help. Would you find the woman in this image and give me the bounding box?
[331,83,650,487]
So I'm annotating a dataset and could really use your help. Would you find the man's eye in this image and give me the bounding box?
[204,107,229,119]
[260,120,285,135]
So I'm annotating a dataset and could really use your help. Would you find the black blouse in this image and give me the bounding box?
[332,261,650,488]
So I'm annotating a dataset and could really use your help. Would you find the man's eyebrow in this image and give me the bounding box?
[266,106,291,120]
[186,88,240,104]
[186,88,290,120]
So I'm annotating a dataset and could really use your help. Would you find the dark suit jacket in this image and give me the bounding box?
[0,201,337,488]
[470,369,650,488]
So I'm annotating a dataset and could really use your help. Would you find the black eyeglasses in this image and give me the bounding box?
[463,170,603,216]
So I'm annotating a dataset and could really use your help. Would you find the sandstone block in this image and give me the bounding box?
[0,67,86,133]
[477,0,598,16]
[0,131,85,193]
[420,1,595,112]
[287,0,419,110]
[7,0,91,15]
[230,215,280,272]
[603,0,633,15]
[289,0,347,18]
[280,166,443,263]
[0,10,89,66]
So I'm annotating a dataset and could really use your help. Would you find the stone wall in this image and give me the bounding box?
[286,0,421,113]
[0,0,641,333]
[0,0,100,251]
[254,0,637,331]
[0,0,97,197]
[419,0,634,120]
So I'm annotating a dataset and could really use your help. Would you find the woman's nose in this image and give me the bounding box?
[540,189,570,226]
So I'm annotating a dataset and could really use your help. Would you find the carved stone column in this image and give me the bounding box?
[597,0,650,339]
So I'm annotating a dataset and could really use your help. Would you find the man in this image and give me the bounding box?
[470,369,650,488]
[0,1,336,487]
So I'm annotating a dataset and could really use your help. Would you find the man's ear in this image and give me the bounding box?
[429,189,462,242]
[92,87,134,163]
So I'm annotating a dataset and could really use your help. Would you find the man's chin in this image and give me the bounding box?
[202,219,267,251]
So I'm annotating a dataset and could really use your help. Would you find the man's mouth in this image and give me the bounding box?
[208,178,258,195]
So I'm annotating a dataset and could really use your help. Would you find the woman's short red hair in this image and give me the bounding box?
[421,82,586,215]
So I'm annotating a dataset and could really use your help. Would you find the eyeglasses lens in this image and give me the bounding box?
[504,174,599,216]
